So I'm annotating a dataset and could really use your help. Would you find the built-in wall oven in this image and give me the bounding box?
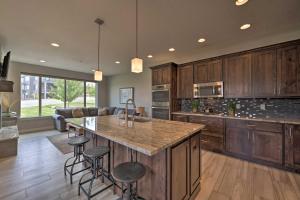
[152,84,170,120]
[193,81,224,98]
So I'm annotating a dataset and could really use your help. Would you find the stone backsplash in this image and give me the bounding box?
[178,98,300,119]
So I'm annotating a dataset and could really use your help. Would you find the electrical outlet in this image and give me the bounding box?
[260,103,266,110]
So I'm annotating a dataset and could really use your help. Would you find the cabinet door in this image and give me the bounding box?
[152,68,161,85]
[252,131,283,164]
[224,54,252,98]
[285,125,300,168]
[208,59,222,82]
[226,127,251,157]
[277,45,300,96]
[177,65,194,98]
[161,67,171,84]
[194,63,208,83]
[171,140,189,200]
[252,49,277,97]
[190,133,201,194]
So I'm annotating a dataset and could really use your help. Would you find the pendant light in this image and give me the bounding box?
[94,18,104,81]
[131,0,143,73]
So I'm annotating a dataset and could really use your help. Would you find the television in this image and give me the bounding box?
[0,51,11,79]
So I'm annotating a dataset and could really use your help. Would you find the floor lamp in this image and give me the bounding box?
[0,80,14,129]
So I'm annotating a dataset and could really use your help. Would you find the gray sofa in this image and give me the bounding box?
[53,107,134,131]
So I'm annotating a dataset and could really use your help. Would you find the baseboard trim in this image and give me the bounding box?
[19,126,54,134]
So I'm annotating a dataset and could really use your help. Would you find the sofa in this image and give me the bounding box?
[53,107,134,131]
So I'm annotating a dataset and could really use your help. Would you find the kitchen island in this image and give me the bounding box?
[66,115,205,200]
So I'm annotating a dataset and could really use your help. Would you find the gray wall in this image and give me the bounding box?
[107,68,152,116]
[4,61,108,133]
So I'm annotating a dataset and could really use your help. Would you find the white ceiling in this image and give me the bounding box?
[0,0,300,76]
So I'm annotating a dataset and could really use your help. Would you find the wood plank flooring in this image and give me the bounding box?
[0,130,299,200]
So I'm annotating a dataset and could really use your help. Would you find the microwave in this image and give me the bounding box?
[193,81,224,98]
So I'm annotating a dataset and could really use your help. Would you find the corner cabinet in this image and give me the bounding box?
[177,65,194,98]
[277,45,300,97]
[285,124,300,170]
[223,54,252,98]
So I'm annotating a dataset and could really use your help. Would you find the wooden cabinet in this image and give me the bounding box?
[177,65,194,98]
[226,119,283,164]
[189,116,224,152]
[152,66,171,85]
[190,133,201,194]
[172,114,188,122]
[252,49,277,97]
[277,45,300,96]
[285,124,300,170]
[224,54,252,98]
[194,59,222,83]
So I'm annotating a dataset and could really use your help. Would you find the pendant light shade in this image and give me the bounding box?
[94,70,102,81]
[131,0,143,73]
[94,18,104,81]
[131,57,143,73]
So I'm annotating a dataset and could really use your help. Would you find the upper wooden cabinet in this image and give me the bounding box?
[152,66,171,85]
[177,65,194,98]
[194,59,222,83]
[277,45,300,97]
[224,54,252,98]
[252,49,277,97]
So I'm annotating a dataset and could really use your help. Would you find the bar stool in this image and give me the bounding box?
[64,136,90,184]
[78,146,115,199]
[112,162,146,200]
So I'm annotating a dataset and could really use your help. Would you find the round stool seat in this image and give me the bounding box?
[83,146,110,158]
[112,162,146,183]
[67,136,90,146]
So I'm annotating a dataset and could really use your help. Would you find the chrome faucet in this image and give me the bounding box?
[125,98,136,127]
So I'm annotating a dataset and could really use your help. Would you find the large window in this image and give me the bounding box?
[20,74,97,118]
[21,74,39,118]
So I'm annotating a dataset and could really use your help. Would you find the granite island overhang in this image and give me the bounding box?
[66,116,205,200]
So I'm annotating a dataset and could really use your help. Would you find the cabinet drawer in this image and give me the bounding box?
[226,119,248,129]
[248,121,283,133]
[200,135,223,152]
[189,116,224,137]
[172,114,189,122]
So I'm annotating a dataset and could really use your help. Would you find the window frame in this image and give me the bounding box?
[20,73,98,118]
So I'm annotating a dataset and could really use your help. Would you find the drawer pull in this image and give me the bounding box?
[247,124,256,127]
[201,140,209,143]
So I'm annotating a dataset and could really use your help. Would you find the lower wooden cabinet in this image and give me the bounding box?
[285,124,300,170]
[172,114,189,122]
[170,132,201,200]
[226,119,283,165]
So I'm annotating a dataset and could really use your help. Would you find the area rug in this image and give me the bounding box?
[47,133,73,154]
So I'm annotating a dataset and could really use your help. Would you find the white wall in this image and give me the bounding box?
[107,68,152,116]
[4,61,108,133]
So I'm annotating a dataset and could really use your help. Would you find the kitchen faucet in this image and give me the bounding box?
[125,98,136,127]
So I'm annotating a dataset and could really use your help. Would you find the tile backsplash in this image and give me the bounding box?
[178,98,300,119]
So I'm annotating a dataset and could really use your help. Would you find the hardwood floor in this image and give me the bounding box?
[0,130,299,200]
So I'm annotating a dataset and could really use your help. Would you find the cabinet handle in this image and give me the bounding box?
[247,131,250,140]
[289,127,292,138]
[273,88,276,95]
[252,134,255,144]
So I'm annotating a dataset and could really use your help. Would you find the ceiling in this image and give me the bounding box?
[0,0,300,76]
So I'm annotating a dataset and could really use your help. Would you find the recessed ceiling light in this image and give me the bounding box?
[198,38,206,43]
[115,61,120,64]
[40,60,46,63]
[51,43,60,47]
[235,0,248,6]
[92,69,96,72]
[147,55,153,58]
[240,24,251,30]
[169,48,175,52]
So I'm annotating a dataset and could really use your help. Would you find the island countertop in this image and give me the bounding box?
[66,116,205,156]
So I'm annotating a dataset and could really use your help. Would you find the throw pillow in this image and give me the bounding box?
[98,107,108,116]
[72,108,84,118]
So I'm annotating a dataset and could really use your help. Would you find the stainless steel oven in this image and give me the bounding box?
[193,81,224,98]
[152,84,170,120]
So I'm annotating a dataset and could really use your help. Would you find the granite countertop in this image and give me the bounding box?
[172,112,300,125]
[66,116,205,156]
[0,126,19,141]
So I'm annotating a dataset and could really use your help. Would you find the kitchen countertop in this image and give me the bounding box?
[66,116,205,156]
[172,111,300,125]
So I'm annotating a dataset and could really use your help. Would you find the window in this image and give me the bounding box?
[21,74,40,117]
[66,80,84,107]
[20,74,98,118]
[41,77,65,116]
[86,82,96,107]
